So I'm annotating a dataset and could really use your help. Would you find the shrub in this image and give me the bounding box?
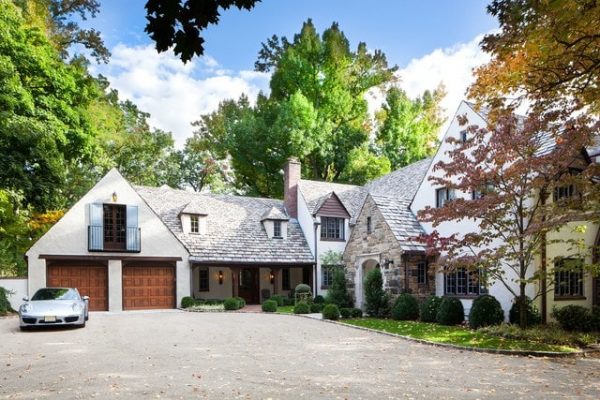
[363,268,389,317]
[351,308,363,318]
[295,284,312,304]
[0,287,13,315]
[282,297,294,306]
[391,293,420,321]
[314,295,325,304]
[181,296,195,308]
[509,296,541,326]
[204,299,224,305]
[262,299,277,313]
[235,297,246,309]
[420,296,442,323]
[322,304,340,320]
[591,306,600,331]
[295,283,311,294]
[269,295,284,307]
[325,268,351,307]
[552,305,593,332]
[436,297,465,325]
[224,297,240,311]
[479,323,600,348]
[339,308,352,319]
[310,303,323,313]
[468,294,504,329]
[293,301,310,314]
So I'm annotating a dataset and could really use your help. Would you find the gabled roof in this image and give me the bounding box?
[366,158,432,200]
[180,199,208,216]
[298,180,368,223]
[371,194,427,252]
[135,186,314,265]
[260,206,289,221]
[313,192,351,218]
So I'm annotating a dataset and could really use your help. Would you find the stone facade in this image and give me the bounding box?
[343,196,435,307]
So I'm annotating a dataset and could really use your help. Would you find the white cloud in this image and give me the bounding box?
[368,34,491,136]
[94,44,270,147]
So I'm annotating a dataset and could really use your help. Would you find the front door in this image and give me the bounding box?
[239,268,259,304]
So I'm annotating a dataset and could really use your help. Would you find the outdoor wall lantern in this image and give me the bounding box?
[218,270,223,285]
[383,258,394,269]
[111,191,118,202]
[269,270,275,284]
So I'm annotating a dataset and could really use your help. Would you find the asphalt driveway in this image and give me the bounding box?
[1,311,599,399]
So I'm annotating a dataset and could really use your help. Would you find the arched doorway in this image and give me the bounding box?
[355,258,380,309]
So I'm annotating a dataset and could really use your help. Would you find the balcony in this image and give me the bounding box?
[88,226,141,253]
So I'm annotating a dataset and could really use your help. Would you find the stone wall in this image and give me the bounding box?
[343,196,434,306]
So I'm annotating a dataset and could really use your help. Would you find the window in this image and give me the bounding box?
[553,184,575,202]
[320,217,345,240]
[417,262,427,284]
[554,258,584,298]
[199,269,209,292]
[273,220,282,238]
[190,215,199,233]
[472,182,494,200]
[445,267,485,296]
[321,266,335,288]
[282,268,290,290]
[436,188,455,208]
[460,130,468,143]
[103,204,126,250]
[367,216,372,234]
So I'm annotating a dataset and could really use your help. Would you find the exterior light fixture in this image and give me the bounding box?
[269,270,274,284]
[111,192,118,202]
[218,270,223,285]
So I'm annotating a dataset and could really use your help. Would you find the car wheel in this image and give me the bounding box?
[78,320,86,328]
[85,314,89,321]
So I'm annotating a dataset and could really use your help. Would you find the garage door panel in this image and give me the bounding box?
[122,265,175,310]
[47,264,108,311]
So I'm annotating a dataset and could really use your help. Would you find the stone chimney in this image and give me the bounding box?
[283,157,301,218]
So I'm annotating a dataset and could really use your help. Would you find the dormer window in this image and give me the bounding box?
[273,220,282,238]
[190,215,200,233]
[321,217,345,240]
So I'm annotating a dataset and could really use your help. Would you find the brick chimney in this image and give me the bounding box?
[283,157,301,218]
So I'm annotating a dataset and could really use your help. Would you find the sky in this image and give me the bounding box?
[83,0,498,146]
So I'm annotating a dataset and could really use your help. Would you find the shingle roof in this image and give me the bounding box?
[261,207,289,221]
[135,186,314,265]
[298,180,368,223]
[371,194,427,252]
[180,199,208,215]
[365,158,432,200]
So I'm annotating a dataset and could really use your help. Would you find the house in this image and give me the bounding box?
[26,169,314,311]
[411,100,600,319]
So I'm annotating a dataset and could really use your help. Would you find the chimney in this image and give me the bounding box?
[284,157,301,218]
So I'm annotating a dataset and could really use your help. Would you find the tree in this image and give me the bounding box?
[363,268,389,317]
[376,86,446,169]
[340,145,391,185]
[144,0,260,62]
[470,1,600,115]
[418,109,599,328]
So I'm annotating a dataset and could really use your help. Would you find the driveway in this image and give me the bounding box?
[1,311,599,399]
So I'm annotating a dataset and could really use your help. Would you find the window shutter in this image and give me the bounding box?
[89,203,103,251]
[126,205,139,251]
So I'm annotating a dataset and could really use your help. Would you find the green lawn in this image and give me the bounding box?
[277,306,294,314]
[342,318,579,353]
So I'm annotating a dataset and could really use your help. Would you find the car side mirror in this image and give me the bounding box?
[82,296,90,302]
[22,297,29,302]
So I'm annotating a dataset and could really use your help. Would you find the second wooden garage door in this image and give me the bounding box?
[122,264,175,310]
[47,264,108,311]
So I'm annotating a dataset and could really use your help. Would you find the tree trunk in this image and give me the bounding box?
[518,283,527,329]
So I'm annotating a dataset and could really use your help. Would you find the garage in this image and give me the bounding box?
[122,263,175,310]
[47,263,108,311]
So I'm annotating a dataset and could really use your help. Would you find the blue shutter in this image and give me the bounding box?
[126,205,139,251]
[89,203,103,251]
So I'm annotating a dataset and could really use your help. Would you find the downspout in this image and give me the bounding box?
[403,254,409,293]
[313,220,320,297]
[540,189,548,324]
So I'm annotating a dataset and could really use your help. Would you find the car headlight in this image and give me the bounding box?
[20,303,32,313]
[72,303,83,313]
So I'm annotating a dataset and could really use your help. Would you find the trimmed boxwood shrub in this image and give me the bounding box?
[391,293,420,321]
[269,295,284,307]
[262,299,277,312]
[339,308,352,319]
[295,283,311,294]
[235,297,246,309]
[468,294,504,329]
[552,305,593,332]
[310,303,323,313]
[224,297,240,310]
[509,296,541,326]
[294,301,310,314]
[420,296,442,322]
[350,308,363,318]
[314,295,325,304]
[436,297,464,325]
[181,296,195,308]
[322,304,340,320]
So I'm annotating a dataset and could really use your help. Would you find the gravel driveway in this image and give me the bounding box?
[1,311,599,399]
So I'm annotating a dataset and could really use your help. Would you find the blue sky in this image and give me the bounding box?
[83,0,498,145]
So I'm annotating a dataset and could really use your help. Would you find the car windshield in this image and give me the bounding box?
[32,288,80,301]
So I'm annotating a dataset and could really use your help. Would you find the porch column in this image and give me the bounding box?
[272,268,280,295]
[231,267,240,297]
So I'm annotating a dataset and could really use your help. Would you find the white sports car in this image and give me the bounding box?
[19,288,89,330]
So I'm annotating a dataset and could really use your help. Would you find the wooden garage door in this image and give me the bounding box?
[122,264,175,310]
[47,264,108,311]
